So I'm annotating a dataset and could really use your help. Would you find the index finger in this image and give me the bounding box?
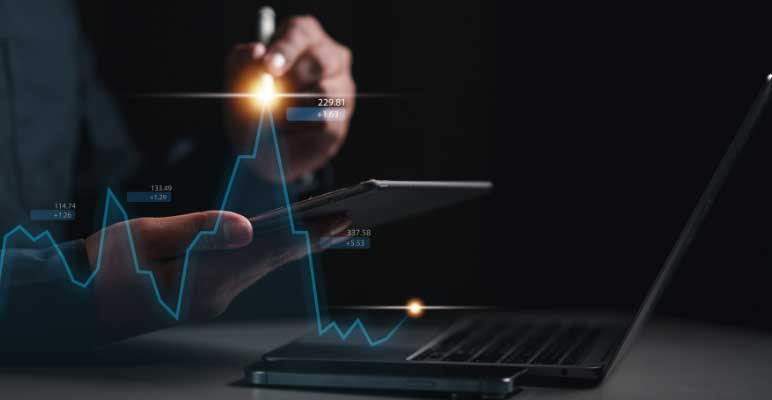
[264,16,328,76]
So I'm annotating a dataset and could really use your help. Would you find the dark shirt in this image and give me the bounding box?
[0,0,321,348]
[0,0,140,348]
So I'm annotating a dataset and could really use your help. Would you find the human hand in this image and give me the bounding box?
[226,15,355,182]
[84,210,349,336]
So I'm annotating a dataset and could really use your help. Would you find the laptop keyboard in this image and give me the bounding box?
[502,324,560,364]
[411,320,608,366]
[471,324,531,363]
[443,324,503,361]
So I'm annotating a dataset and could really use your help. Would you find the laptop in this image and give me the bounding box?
[248,75,772,389]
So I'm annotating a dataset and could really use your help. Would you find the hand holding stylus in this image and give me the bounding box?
[225,10,355,182]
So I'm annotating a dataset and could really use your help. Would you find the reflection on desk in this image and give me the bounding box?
[0,318,770,399]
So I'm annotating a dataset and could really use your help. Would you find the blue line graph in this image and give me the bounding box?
[0,107,407,346]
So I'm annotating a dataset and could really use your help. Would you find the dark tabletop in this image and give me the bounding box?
[1,318,771,399]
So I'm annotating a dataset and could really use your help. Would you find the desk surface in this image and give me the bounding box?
[1,319,771,399]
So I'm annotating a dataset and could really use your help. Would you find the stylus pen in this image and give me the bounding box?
[257,6,276,45]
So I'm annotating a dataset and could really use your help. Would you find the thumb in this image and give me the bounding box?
[205,213,351,296]
[134,210,253,260]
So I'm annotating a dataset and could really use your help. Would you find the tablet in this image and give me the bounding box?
[249,179,492,228]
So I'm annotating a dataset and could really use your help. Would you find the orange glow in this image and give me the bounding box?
[250,73,277,108]
[406,298,425,318]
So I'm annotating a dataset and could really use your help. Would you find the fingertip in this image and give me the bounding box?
[313,216,351,251]
[337,214,353,228]
[328,214,352,236]
[265,52,287,75]
[252,43,267,59]
[222,212,253,249]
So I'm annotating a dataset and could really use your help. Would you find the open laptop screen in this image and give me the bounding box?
[319,79,770,332]
[664,87,772,328]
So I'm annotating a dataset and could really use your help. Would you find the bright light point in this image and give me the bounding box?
[406,298,424,318]
[252,73,276,107]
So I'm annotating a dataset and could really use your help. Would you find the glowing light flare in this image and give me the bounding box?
[406,298,425,318]
[251,73,277,107]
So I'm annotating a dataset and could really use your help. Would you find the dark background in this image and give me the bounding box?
[78,1,772,331]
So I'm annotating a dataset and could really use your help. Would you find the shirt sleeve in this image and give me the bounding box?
[78,29,142,189]
[0,239,100,351]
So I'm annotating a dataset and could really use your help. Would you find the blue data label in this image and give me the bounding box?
[287,107,346,122]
